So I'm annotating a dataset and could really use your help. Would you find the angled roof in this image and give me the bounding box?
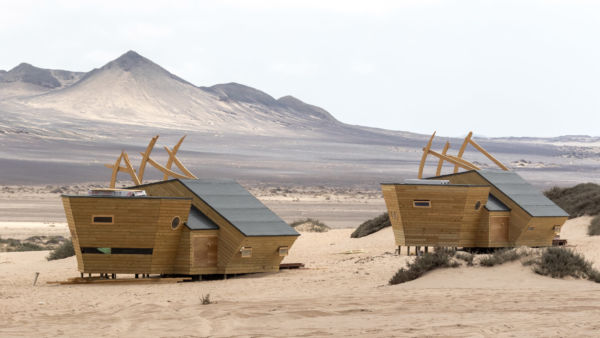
[178,179,299,237]
[433,170,568,217]
[185,206,219,230]
[485,193,510,212]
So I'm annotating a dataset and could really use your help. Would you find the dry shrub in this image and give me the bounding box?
[351,213,390,238]
[588,215,600,236]
[290,218,330,232]
[479,248,527,267]
[47,239,75,261]
[455,252,474,266]
[389,248,458,285]
[533,247,600,282]
[544,183,600,218]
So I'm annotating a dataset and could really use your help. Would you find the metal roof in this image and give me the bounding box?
[185,206,219,230]
[178,179,299,237]
[485,194,510,212]
[476,170,568,217]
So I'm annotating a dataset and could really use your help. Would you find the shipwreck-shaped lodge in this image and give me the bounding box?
[382,132,569,249]
[62,136,299,277]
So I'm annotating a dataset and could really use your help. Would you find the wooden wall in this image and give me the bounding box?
[140,180,298,274]
[62,196,191,274]
[381,184,489,247]
[441,171,566,247]
[382,185,405,246]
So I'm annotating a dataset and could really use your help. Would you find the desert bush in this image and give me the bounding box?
[455,252,474,266]
[47,239,75,261]
[532,247,599,282]
[389,248,458,285]
[351,212,390,238]
[544,183,600,218]
[201,294,212,305]
[0,237,45,252]
[290,218,330,232]
[588,215,600,236]
[479,248,525,267]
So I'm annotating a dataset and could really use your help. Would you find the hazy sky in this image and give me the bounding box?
[2,0,599,137]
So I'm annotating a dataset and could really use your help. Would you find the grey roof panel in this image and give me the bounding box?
[178,179,299,237]
[185,206,219,230]
[477,170,569,217]
[485,194,510,211]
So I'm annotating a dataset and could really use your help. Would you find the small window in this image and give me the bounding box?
[528,227,536,231]
[92,215,113,224]
[240,247,253,258]
[278,246,289,257]
[475,201,481,210]
[171,216,181,230]
[553,225,561,233]
[413,200,431,208]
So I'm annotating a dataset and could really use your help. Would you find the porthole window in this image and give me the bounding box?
[475,201,481,210]
[171,216,181,230]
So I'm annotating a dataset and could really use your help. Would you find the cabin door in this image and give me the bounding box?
[490,216,509,243]
[192,235,218,268]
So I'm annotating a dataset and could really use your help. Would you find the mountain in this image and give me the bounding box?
[3,51,342,136]
[0,50,598,187]
[0,63,84,99]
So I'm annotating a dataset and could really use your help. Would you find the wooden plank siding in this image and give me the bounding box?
[441,171,564,247]
[139,180,298,274]
[224,236,298,274]
[516,216,568,247]
[382,184,489,247]
[62,196,191,274]
[381,185,405,246]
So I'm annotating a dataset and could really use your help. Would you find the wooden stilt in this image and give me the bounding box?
[135,274,138,279]
[425,246,429,253]
[407,246,410,256]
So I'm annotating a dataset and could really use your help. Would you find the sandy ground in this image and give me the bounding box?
[1,217,599,337]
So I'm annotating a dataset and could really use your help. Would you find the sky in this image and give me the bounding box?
[1,0,599,137]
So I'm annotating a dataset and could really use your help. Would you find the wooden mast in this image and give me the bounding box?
[138,135,159,182]
[435,141,450,176]
[418,131,436,179]
[163,135,186,180]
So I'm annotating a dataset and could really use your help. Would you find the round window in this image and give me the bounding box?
[171,216,181,229]
[475,201,481,210]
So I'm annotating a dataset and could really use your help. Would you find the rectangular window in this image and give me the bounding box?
[240,247,253,258]
[80,247,153,255]
[413,200,431,208]
[278,246,289,257]
[92,215,114,224]
[528,227,536,231]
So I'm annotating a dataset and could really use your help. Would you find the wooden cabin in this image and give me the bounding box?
[382,170,568,248]
[62,178,300,276]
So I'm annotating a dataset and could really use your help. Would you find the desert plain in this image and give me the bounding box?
[1,187,599,337]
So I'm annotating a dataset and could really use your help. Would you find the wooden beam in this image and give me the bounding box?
[109,152,123,188]
[163,135,186,180]
[427,149,479,171]
[454,131,472,173]
[468,138,509,171]
[418,131,436,179]
[104,164,128,171]
[435,141,450,176]
[121,151,141,185]
[143,154,195,180]
[164,146,197,179]
[445,155,480,170]
[138,135,159,182]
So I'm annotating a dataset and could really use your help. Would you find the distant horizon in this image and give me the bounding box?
[2,1,600,138]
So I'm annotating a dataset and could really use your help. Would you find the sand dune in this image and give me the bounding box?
[1,218,599,337]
